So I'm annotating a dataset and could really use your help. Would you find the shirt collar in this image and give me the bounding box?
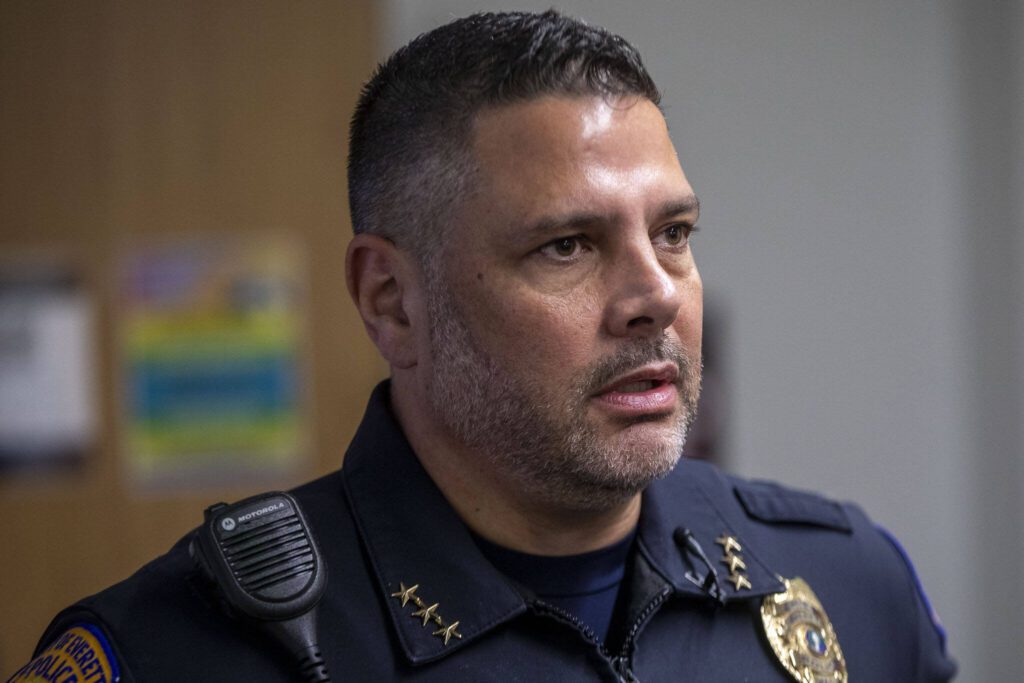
[343,382,783,666]
[342,383,526,665]
[637,461,786,602]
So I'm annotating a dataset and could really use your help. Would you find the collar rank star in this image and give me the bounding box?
[391,582,463,645]
[715,533,752,591]
[761,577,847,682]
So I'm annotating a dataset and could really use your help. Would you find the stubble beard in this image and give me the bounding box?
[424,278,702,512]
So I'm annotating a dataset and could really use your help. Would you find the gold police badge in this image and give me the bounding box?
[761,577,847,683]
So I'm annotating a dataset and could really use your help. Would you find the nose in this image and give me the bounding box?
[604,242,683,338]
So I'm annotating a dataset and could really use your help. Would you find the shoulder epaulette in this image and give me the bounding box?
[733,480,852,532]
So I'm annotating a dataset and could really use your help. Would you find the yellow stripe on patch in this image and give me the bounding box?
[7,624,119,683]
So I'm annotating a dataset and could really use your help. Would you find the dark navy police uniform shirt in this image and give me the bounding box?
[10,383,955,682]
[472,528,636,645]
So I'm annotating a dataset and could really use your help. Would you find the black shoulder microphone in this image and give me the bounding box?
[189,491,332,682]
[674,528,726,605]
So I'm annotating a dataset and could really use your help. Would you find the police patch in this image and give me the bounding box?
[7,623,120,683]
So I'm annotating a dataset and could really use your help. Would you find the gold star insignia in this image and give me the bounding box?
[411,602,441,626]
[391,582,420,607]
[723,554,747,573]
[716,534,742,554]
[432,621,463,645]
[729,572,752,591]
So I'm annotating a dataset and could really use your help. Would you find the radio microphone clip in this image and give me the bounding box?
[190,491,331,682]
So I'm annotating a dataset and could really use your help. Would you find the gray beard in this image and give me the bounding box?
[424,277,701,512]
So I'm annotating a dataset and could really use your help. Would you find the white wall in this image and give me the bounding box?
[1017,3,1024,601]
[956,2,1024,680]
[381,2,1022,678]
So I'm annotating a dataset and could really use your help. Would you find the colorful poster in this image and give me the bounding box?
[119,236,307,487]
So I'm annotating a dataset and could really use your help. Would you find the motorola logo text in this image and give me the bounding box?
[236,501,286,523]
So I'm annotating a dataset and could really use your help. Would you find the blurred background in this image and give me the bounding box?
[1,1,1020,679]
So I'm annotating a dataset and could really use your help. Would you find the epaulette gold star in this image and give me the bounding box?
[723,554,747,573]
[715,534,742,554]
[390,581,464,646]
[390,582,420,607]
[729,572,753,591]
[716,532,752,593]
[432,621,463,645]
[411,602,442,626]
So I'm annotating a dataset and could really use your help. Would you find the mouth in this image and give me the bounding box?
[591,363,680,416]
[611,379,666,393]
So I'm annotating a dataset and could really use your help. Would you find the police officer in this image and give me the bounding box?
[10,11,955,682]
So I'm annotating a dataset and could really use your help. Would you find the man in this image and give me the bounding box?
[11,11,954,682]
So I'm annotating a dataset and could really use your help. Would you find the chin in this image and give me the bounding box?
[530,433,686,512]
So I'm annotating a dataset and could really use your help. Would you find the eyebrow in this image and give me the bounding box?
[520,194,701,240]
[659,195,701,222]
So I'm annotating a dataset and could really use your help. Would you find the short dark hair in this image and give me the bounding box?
[347,10,661,265]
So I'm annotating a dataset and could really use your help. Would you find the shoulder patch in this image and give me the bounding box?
[7,623,120,683]
[734,481,852,532]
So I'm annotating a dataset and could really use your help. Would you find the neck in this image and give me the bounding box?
[390,375,641,556]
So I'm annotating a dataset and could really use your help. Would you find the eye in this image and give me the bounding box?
[657,224,696,247]
[539,236,584,260]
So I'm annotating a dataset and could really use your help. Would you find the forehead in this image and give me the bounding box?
[461,95,693,231]
[471,95,679,172]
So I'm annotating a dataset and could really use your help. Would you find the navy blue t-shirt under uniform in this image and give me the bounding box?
[472,530,636,644]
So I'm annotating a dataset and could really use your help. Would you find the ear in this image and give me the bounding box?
[346,233,422,369]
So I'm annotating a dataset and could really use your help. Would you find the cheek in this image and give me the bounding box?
[674,277,704,353]
[470,278,603,368]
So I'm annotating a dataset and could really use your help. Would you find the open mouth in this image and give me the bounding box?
[592,363,680,415]
[613,379,664,393]
[595,362,679,396]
